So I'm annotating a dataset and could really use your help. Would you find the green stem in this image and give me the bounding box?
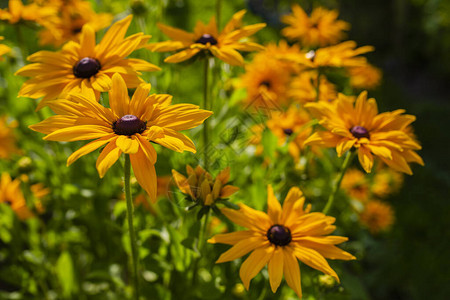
[322,151,356,215]
[124,154,140,300]
[202,58,210,170]
[192,210,210,285]
[216,0,222,28]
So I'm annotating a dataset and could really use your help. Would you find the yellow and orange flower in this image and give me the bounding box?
[240,55,291,109]
[0,173,33,220]
[16,15,160,109]
[172,165,239,206]
[208,185,355,298]
[266,105,313,162]
[0,116,20,159]
[38,0,113,47]
[348,64,382,90]
[30,73,212,202]
[371,167,404,198]
[0,0,57,27]
[0,37,11,61]
[289,70,337,103]
[341,169,370,202]
[284,41,374,69]
[281,5,350,47]
[146,10,266,66]
[304,91,424,174]
[359,200,395,234]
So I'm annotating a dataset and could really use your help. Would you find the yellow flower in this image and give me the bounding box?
[208,185,355,298]
[281,5,350,47]
[359,200,394,234]
[240,54,291,109]
[29,73,212,202]
[146,10,266,66]
[348,64,382,90]
[0,116,20,159]
[266,105,313,162]
[284,41,374,69]
[304,91,424,174]
[172,165,239,206]
[38,0,113,47]
[0,37,11,61]
[371,167,403,199]
[16,15,160,109]
[341,169,370,202]
[289,70,337,103]
[0,173,33,220]
[0,0,57,26]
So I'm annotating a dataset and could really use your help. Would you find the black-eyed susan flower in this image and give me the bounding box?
[0,37,11,60]
[172,165,239,207]
[281,5,350,47]
[266,105,313,162]
[304,91,424,174]
[146,10,266,66]
[285,41,374,69]
[0,173,33,220]
[348,63,382,90]
[38,0,113,47]
[359,200,394,234]
[289,70,337,103]
[208,185,355,298]
[0,0,57,27]
[341,169,370,202]
[240,55,291,109]
[30,73,212,202]
[0,116,20,159]
[16,15,160,109]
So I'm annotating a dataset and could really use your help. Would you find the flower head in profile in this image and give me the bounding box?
[16,15,160,109]
[38,0,113,47]
[0,173,33,220]
[359,200,395,234]
[266,105,313,162]
[0,37,11,61]
[304,91,424,174]
[348,64,382,90]
[172,165,239,207]
[284,41,374,69]
[281,5,350,47]
[208,185,355,298]
[146,10,266,66]
[289,70,337,103]
[30,73,212,202]
[0,116,20,159]
[0,0,57,27]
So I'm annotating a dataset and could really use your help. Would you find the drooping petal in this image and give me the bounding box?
[282,246,302,299]
[95,139,122,178]
[239,245,274,290]
[268,247,284,293]
[130,149,157,202]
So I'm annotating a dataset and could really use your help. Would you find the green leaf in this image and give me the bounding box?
[56,251,77,298]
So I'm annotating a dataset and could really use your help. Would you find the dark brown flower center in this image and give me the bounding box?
[283,128,293,136]
[73,57,101,78]
[350,126,370,139]
[113,115,146,136]
[72,27,82,34]
[260,80,271,88]
[267,224,292,246]
[196,34,218,45]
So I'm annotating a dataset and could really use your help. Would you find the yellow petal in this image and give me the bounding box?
[79,25,96,58]
[268,247,284,293]
[216,237,269,264]
[282,246,302,299]
[267,185,281,224]
[130,149,157,202]
[95,139,122,178]
[109,73,130,117]
[292,245,339,282]
[208,230,257,245]
[67,135,116,166]
[116,135,140,154]
[239,245,274,290]
[44,125,112,142]
[358,146,374,173]
[221,204,271,232]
